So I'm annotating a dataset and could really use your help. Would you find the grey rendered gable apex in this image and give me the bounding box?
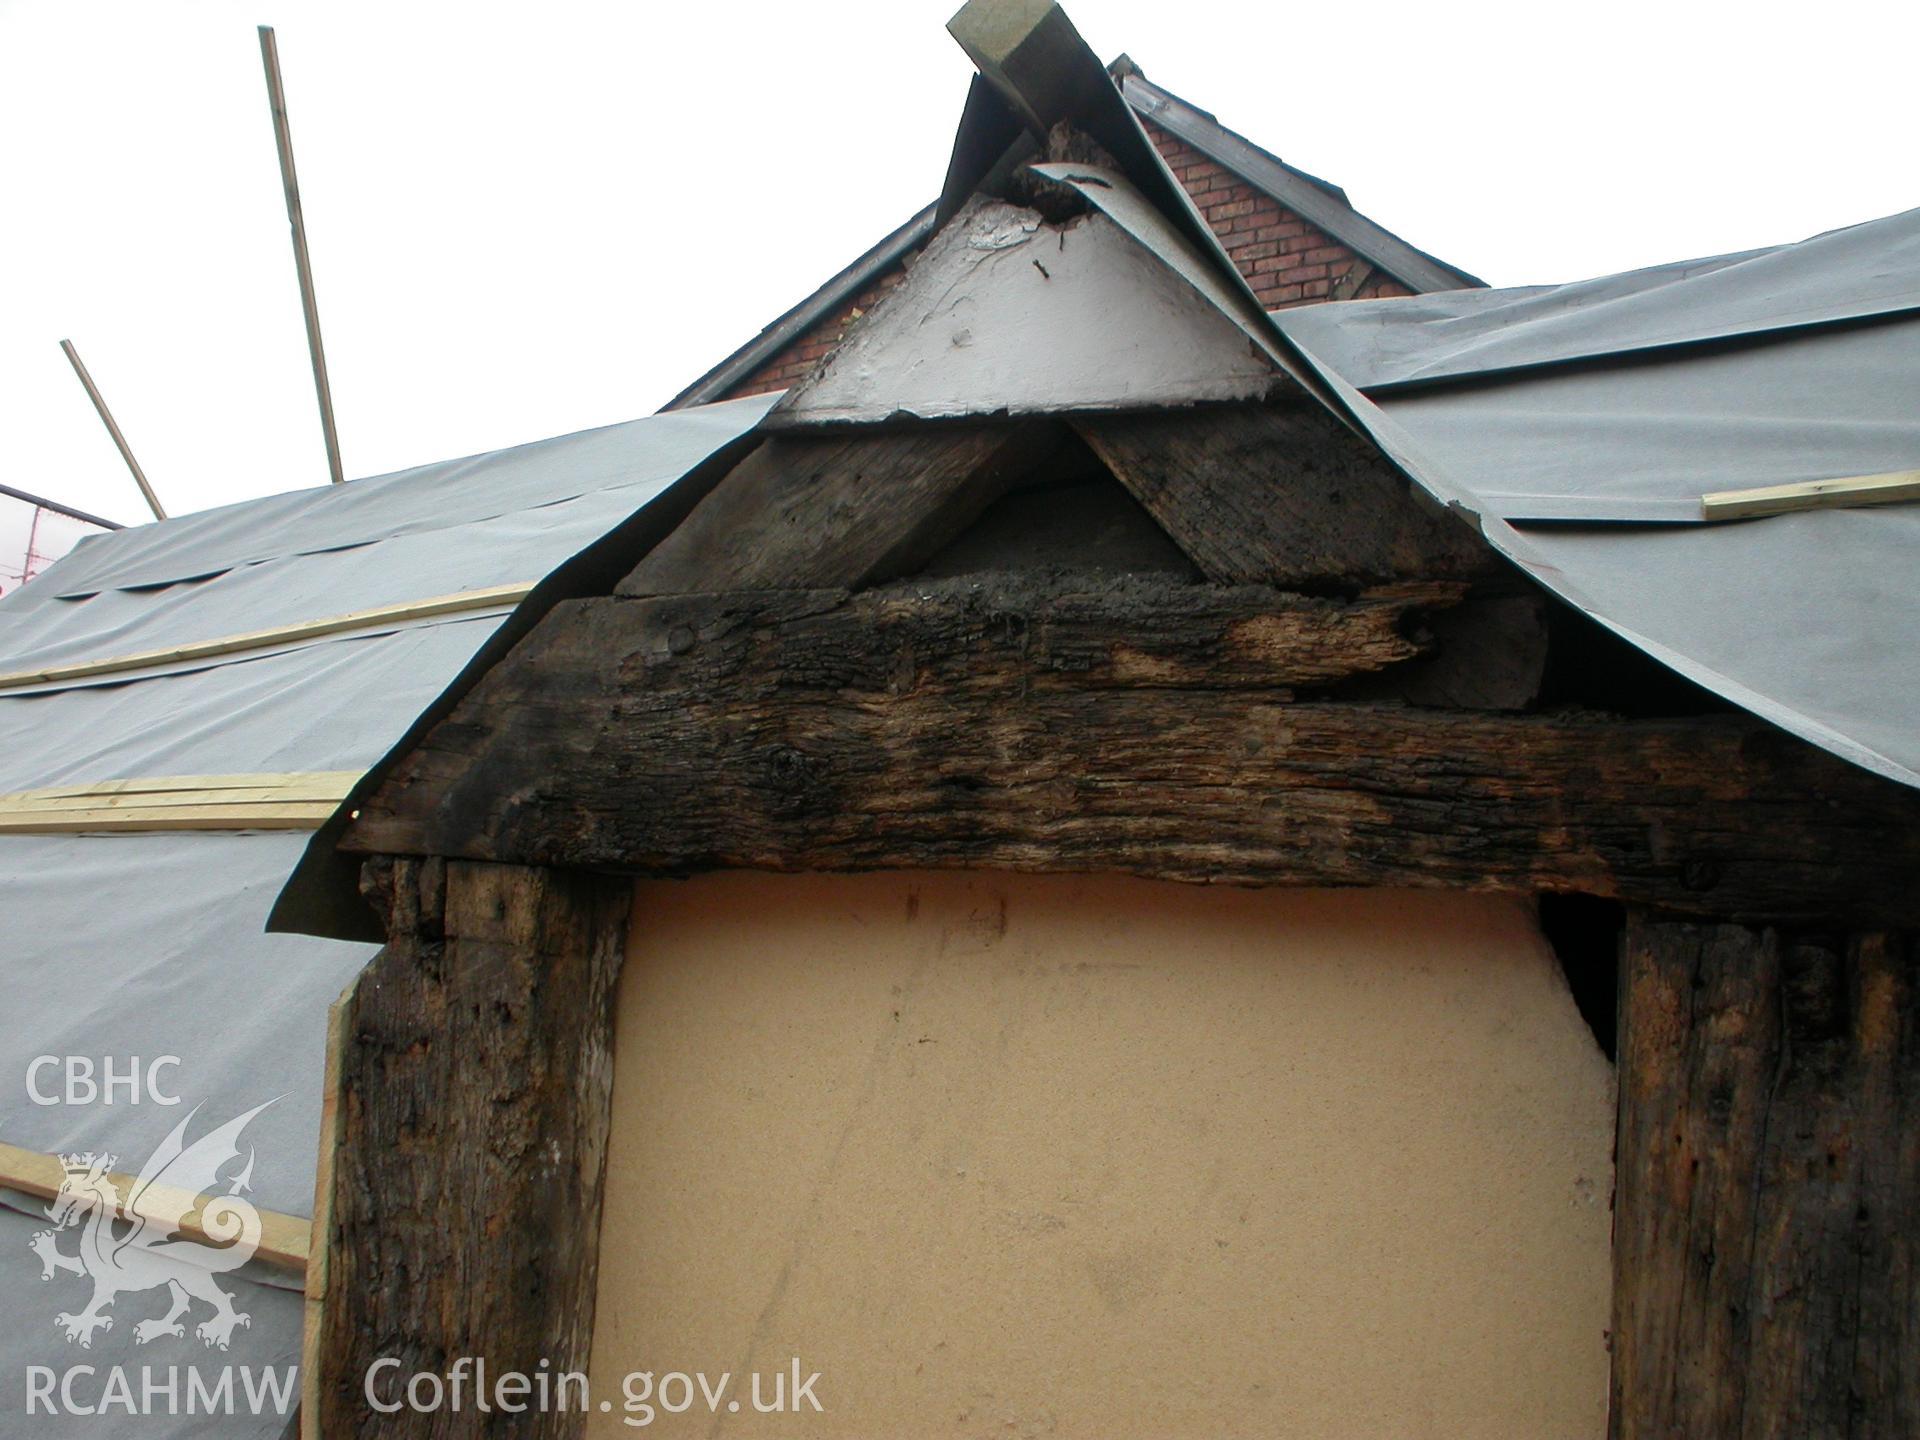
[770,0,1343,428]
[663,8,1478,412]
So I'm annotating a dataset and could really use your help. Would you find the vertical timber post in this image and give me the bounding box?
[315,856,629,1437]
[1612,912,1919,1438]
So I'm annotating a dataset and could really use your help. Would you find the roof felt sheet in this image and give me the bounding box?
[1275,207,1920,391]
[0,392,775,1435]
[39,398,771,598]
[1272,208,1920,789]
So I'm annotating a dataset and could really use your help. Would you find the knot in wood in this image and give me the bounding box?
[1680,859,1722,892]
[763,743,826,795]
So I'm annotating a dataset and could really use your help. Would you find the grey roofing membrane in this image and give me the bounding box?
[0,619,500,790]
[0,831,368,1219]
[0,393,774,1433]
[40,398,770,598]
[1366,314,1920,523]
[1274,207,1920,391]
[1273,208,1920,789]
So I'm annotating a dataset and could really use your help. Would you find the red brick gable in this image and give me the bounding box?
[730,118,1413,400]
[1145,121,1413,309]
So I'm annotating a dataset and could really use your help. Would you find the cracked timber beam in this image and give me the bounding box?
[341,578,1920,930]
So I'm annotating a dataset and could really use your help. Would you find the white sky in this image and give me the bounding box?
[2,0,1916,550]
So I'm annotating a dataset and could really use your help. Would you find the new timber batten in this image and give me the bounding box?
[0,771,361,834]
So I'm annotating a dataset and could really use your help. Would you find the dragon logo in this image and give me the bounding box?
[27,1100,277,1351]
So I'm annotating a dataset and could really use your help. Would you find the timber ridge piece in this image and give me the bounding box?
[942,0,1268,348]
[341,579,1920,929]
[0,1141,308,1275]
[313,857,628,1437]
[0,770,362,834]
[0,582,533,692]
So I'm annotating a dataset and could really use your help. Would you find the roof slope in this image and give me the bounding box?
[1275,207,1920,789]
[0,394,772,1437]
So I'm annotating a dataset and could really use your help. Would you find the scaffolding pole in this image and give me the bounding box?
[58,339,165,521]
[259,25,346,485]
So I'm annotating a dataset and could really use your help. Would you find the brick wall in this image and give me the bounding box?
[731,118,1413,398]
[1145,121,1413,308]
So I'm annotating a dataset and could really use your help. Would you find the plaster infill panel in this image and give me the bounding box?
[590,872,1614,1439]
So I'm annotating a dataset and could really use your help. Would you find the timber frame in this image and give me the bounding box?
[297,4,1920,1434]
[304,397,1920,1438]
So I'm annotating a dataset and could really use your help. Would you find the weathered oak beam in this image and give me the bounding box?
[618,423,1059,596]
[342,581,1920,928]
[1078,403,1494,587]
[1613,915,1920,1438]
[313,856,629,1438]
[1337,591,1548,711]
